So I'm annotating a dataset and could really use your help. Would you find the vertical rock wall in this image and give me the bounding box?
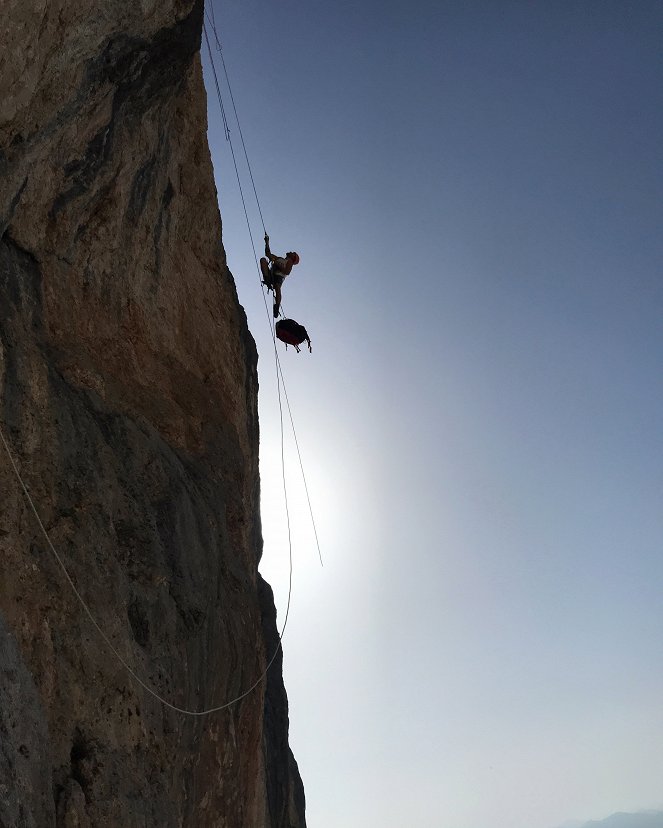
[0,0,305,825]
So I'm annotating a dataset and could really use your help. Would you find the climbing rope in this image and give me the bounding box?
[277,360,324,566]
[205,10,267,235]
[204,12,324,567]
[0,7,319,718]
[0,422,285,715]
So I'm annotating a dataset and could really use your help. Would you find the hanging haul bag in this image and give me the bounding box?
[275,319,312,353]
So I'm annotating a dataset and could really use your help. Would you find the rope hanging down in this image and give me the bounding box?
[203,16,323,567]
[205,10,267,235]
[0,423,289,716]
[0,10,322,720]
[0,14,291,718]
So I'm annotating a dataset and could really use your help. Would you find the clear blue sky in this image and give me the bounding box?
[202,2,663,826]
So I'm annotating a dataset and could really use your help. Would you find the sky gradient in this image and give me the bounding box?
[202,2,663,826]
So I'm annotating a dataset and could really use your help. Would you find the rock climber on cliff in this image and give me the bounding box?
[260,233,300,318]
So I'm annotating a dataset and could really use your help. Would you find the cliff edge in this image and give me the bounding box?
[0,0,305,825]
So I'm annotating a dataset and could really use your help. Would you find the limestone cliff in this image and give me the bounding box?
[0,1,305,825]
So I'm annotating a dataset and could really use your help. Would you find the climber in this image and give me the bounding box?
[275,319,312,353]
[260,233,300,318]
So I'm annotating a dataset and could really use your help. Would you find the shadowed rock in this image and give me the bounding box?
[0,0,305,825]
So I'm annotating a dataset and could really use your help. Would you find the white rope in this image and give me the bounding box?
[205,7,267,235]
[203,8,324,567]
[0,3,307,721]
[0,422,286,715]
[0,423,287,714]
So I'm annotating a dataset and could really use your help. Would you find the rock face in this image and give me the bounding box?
[0,1,305,825]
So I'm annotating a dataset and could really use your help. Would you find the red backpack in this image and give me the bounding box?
[275,319,312,353]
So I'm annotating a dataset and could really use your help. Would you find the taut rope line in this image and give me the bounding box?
[203,11,323,567]
[205,10,267,236]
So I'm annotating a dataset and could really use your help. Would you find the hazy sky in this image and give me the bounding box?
[202,2,663,826]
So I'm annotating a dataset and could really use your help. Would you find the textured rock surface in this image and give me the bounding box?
[0,0,305,825]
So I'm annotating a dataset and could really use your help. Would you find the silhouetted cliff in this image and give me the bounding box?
[0,0,304,824]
